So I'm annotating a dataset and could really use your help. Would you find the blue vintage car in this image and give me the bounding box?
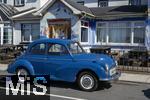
[7,39,121,91]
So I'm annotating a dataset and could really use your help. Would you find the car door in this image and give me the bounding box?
[26,43,47,75]
[46,43,73,81]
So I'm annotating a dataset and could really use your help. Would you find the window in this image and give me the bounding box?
[0,0,7,3]
[48,43,68,55]
[21,23,40,42]
[98,0,108,7]
[108,22,131,43]
[133,22,145,43]
[30,43,46,55]
[129,0,141,5]
[81,21,89,43]
[96,21,145,45]
[14,0,25,6]
[96,23,107,43]
[3,23,12,44]
[77,1,84,5]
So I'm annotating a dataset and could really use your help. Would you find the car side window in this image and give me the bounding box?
[30,43,46,55]
[48,43,69,56]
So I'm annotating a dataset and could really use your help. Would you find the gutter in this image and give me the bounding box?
[94,13,147,19]
[12,17,41,21]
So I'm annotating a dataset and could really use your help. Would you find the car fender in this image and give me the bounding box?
[8,59,35,75]
[75,64,104,80]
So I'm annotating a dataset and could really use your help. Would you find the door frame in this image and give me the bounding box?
[47,19,71,39]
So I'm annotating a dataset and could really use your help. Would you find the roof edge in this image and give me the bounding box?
[11,8,37,19]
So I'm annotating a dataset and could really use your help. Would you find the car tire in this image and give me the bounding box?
[16,68,29,83]
[77,71,98,92]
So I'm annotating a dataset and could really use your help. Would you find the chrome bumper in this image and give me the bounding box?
[99,71,121,81]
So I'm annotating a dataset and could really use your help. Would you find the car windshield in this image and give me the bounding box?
[67,42,86,54]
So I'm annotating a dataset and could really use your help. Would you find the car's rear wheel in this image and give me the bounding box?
[16,68,29,83]
[77,71,98,92]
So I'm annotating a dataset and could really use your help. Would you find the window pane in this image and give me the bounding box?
[129,0,141,5]
[98,0,108,7]
[81,27,88,42]
[97,28,106,42]
[4,0,7,3]
[31,24,40,40]
[15,0,24,5]
[15,0,20,5]
[109,22,131,28]
[31,43,46,55]
[21,23,40,42]
[109,28,131,43]
[134,28,145,43]
[97,23,106,27]
[48,44,68,55]
[134,22,145,27]
[22,29,30,41]
[108,22,131,43]
[3,27,12,44]
[21,0,24,4]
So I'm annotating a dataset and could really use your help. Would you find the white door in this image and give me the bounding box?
[0,24,4,45]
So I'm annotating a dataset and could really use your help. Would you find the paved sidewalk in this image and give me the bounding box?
[119,73,150,84]
[0,64,150,83]
[0,64,8,71]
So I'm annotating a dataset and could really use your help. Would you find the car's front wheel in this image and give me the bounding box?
[16,68,29,83]
[77,71,98,92]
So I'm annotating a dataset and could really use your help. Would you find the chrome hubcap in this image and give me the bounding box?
[17,69,27,82]
[80,75,94,90]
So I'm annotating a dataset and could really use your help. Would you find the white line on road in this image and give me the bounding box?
[50,94,87,100]
[0,86,87,100]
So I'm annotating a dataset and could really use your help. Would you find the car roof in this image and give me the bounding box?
[30,38,75,46]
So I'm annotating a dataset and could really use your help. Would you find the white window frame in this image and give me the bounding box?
[129,0,141,5]
[3,23,13,45]
[95,22,108,45]
[80,20,89,44]
[132,21,145,45]
[21,23,40,42]
[95,21,145,46]
[14,0,25,6]
[0,0,7,4]
[98,0,108,7]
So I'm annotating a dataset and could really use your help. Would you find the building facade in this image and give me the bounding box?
[0,0,149,52]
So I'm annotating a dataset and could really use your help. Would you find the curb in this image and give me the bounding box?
[119,73,150,84]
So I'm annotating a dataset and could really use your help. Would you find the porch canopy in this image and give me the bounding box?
[0,4,18,21]
[90,5,147,19]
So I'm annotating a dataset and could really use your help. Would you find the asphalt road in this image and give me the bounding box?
[0,74,150,100]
